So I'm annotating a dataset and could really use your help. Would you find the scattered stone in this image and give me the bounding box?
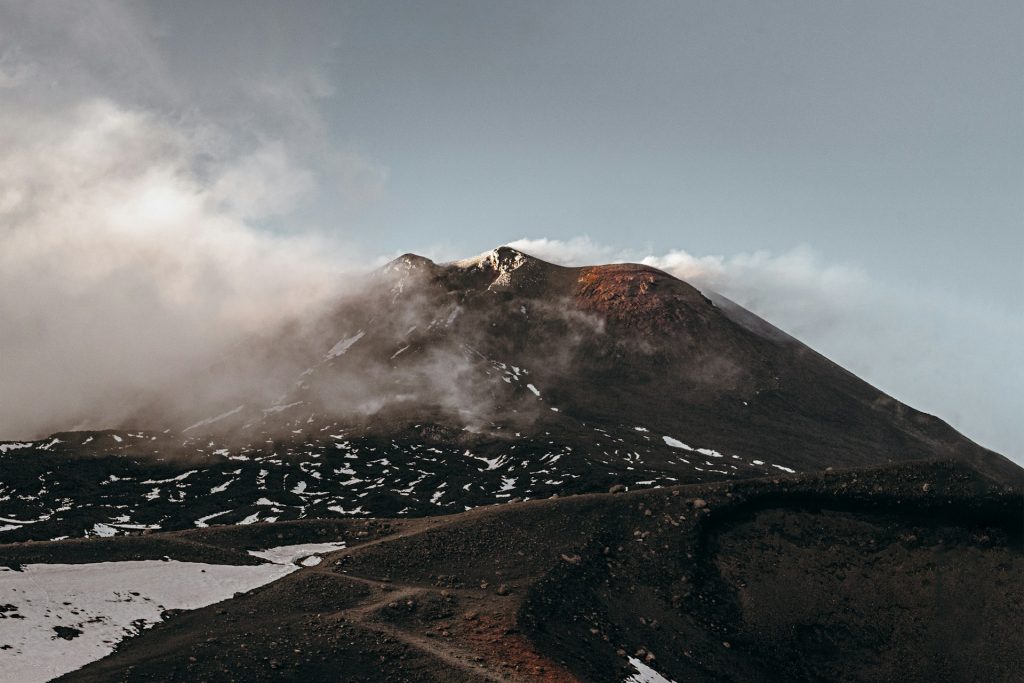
[52,626,82,641]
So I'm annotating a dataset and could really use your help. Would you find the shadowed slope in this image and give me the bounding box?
[39,459,1022,683]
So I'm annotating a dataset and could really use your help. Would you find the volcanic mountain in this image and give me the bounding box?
[1,247,1021,682]
[0,247,1018,541]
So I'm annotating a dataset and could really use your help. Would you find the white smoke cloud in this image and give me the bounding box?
[507,237,1023,462]
[0,3,369,438]
[504,236,628,265]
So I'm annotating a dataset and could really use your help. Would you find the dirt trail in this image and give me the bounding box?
[304,527,562,683]
[312,568,520,683]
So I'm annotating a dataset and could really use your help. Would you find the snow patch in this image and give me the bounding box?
[262,401,303,415]
[209,479,235,494]
[193,510,233,528]
[662,436,693,450]
[326,331,365,358]
[625,656,678,683]
[247,541,347,566]
[141,470,197,485]
[184,406,243,433]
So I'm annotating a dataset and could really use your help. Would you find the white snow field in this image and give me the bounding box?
[0,541,345,683]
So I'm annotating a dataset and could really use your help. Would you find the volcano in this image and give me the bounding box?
[1,247,1021,682]
[0,247,1016,541]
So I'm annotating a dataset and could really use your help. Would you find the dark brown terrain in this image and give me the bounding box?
[1,247,1021,681]
[0,460,1015,682]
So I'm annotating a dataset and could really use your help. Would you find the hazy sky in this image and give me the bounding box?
[0,1,1021,458]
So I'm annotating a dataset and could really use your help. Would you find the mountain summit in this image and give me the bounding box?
[370,247,1014,476]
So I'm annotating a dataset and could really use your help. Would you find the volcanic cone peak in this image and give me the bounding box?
[380,252,441,284]
[384,252,437,272]
[378,246,554,298]
[452,245,530,270]
[449,245,554,292]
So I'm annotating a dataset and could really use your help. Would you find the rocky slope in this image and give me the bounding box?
[0,460,1016,682]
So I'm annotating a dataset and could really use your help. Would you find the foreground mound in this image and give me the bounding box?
[2,460,1017,682]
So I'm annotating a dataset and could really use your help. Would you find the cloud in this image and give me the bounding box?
[0,96,349,436]
[0,3,371,438]
[0,46,35,88]
[506,236,627,265]
[506,237,1024,462]
[210,141,316,220]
